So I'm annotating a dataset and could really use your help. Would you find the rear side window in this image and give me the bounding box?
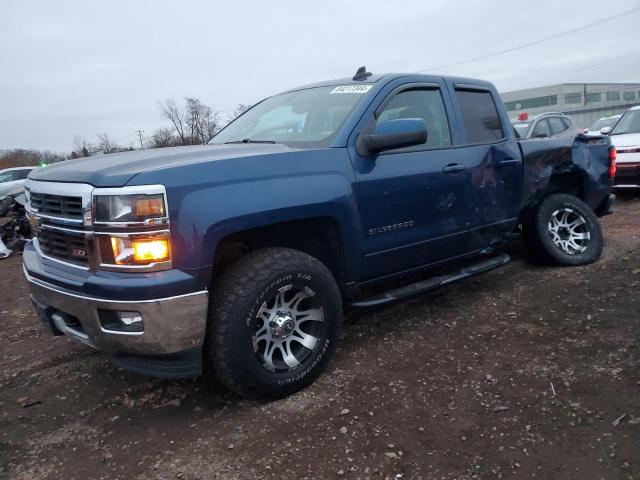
[377,88,451,148]
[14,169,32,180]
[532,119,551,137]
[454,89,504,143]
[548,117,568,135]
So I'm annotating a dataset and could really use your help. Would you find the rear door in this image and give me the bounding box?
[447,83,524,251]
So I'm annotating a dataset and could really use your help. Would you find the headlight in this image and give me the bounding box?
[92,186,172,271]
[94,193,166,224]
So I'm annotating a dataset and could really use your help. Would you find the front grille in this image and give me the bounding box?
[615,163,640,185]
[30,192,83,220]
[37,228,89,266]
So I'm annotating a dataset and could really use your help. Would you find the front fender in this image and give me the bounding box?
[186,172,362,274]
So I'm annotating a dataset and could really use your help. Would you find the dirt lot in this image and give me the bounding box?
[1,198,639,480]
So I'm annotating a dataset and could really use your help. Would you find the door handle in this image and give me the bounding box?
[442,163,466,173]
[498,158,521,167]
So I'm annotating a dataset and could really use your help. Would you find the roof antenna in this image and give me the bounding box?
[353,66,372,81]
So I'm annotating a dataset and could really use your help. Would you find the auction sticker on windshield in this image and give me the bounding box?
[330,85,373,94]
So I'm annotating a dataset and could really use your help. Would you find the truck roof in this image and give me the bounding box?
[282,72,496,94]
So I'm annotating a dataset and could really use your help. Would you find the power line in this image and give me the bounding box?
[416,6,640,73]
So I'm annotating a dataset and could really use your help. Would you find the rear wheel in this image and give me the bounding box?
[206,247,342,399]
[524,193,603,266]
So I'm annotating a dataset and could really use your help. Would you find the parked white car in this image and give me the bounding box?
[609,105,640,188]
[0,166,36,201]
[585,114,622,137]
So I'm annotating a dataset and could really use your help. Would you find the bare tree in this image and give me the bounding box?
[97,133,120,154]
[148,128,177,148]
[0,149,65,169]
[73,136,95,157]
[160,97,221,145]
[161,99,187,145]
[202,109,221,142]
[230,104,250,121]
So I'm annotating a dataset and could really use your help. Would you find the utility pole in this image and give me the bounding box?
[136,130,144,150]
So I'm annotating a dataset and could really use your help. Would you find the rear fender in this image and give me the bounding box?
[520,137,611,213]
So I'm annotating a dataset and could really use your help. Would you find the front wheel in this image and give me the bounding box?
[206,247,342,399]
[524,193,603,266]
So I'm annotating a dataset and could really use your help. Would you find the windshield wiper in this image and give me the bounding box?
[224,138,276,144]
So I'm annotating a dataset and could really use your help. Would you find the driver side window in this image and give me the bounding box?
[377,89,451,148]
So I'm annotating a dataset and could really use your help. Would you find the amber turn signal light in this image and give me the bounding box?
[109,234,171,265]
[133,238,170,262]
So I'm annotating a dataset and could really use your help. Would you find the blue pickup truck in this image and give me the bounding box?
[23,68,616,398]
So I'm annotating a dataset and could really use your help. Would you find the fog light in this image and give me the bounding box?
[108,233,171,266]
[133,238,169,262]
[99,310,144,334]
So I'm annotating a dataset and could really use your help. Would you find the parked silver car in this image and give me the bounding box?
[0,166,37,200]
[512,112,580,139]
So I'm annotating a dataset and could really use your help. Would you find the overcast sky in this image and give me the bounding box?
[1,0,639,152]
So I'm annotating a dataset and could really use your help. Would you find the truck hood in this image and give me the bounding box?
[29,144,301,187]
[610,132,640,148]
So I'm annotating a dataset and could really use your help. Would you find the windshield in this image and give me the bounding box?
[611,110,640,136]
[0,173,13,183]
[210,85,371,146]
[590,117,619,131]
[513,122,532,136]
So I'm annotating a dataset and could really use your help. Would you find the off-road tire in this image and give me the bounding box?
[205,247,342,399]
[524,193,603,266]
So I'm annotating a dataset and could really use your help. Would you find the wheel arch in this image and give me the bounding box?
[209,215,351,289]
[520,171,588,223]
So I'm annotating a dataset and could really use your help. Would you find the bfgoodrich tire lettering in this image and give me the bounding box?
[525,193,603,266]
[206,247,342,399]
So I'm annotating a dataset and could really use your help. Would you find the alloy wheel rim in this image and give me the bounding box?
[252,284,324,372]
[547,207,590,255]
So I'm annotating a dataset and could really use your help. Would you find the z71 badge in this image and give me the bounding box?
[368,220,415,236]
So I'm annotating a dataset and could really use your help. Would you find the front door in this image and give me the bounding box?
[349,82,473,281]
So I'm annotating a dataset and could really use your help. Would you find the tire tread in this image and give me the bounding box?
[205,247,341,399]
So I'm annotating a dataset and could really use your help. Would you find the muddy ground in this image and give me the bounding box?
[1,197,639,480]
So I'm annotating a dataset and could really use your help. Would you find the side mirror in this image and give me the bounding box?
[600,126,612,135]
[358,119,427,155]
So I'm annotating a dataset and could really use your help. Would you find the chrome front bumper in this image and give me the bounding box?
[26,269,209,356]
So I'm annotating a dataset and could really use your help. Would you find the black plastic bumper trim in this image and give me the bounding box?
[109,347,203,379]
[595,193,615,217]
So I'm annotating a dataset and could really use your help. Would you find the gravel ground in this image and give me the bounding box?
[1,197,639,480]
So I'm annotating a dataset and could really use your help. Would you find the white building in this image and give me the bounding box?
[501,83,640,129]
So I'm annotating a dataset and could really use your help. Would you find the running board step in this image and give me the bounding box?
[350,252,511,308]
